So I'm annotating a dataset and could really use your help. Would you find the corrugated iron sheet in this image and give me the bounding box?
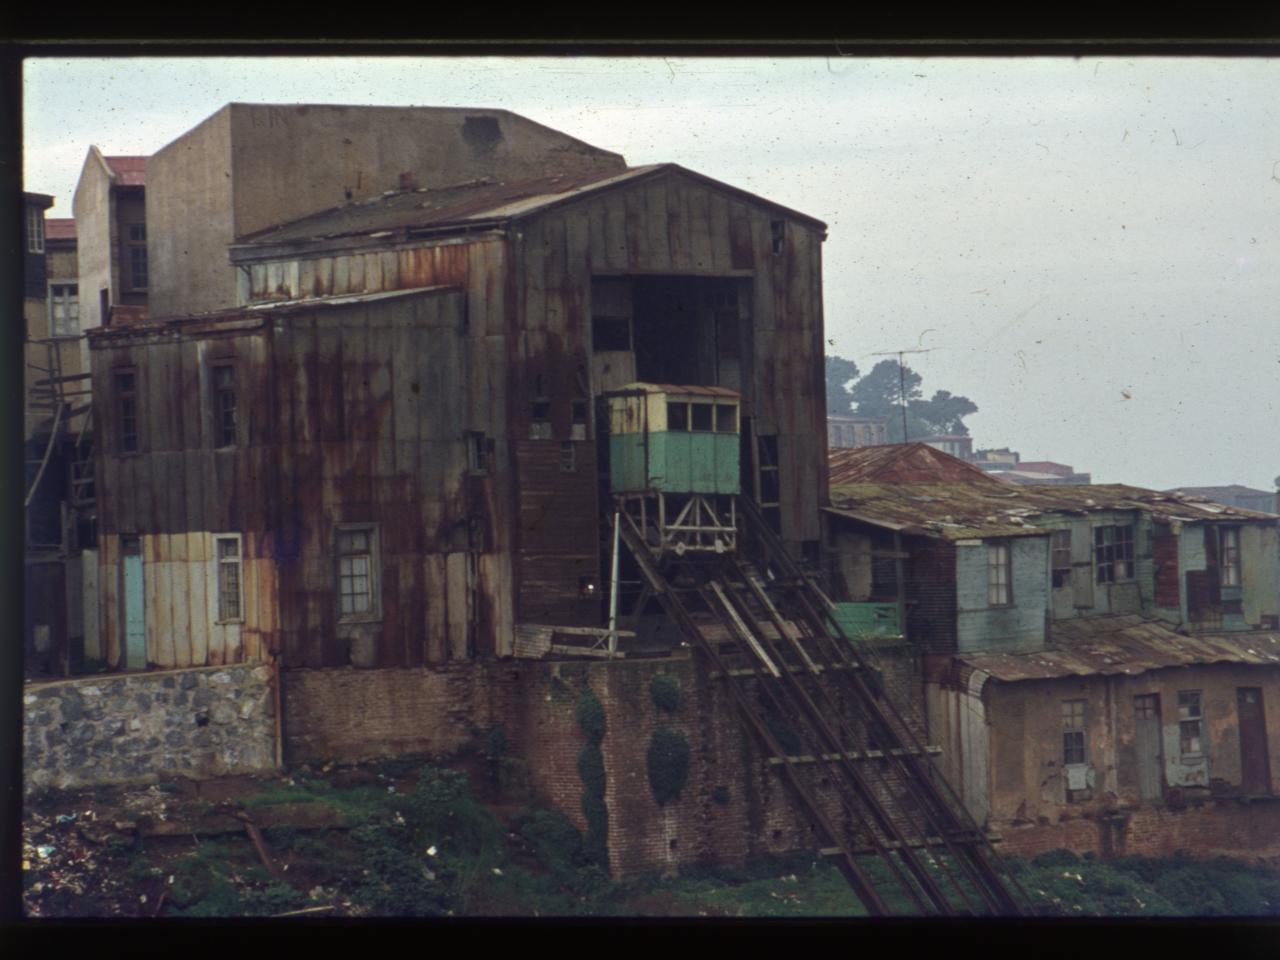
[958,614,1280,681]
[825,484,1048,540]
[45,218,76,241]
[233,162,829,249]
[829,443,1008,487]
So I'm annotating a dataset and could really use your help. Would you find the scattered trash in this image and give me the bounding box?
[168,875,175,885]
[36,845,55,860]
[426,845,437,857]
[56,814,78,825]
[492,868,503,877]
[386,786,396,794]
[139,894,147,904]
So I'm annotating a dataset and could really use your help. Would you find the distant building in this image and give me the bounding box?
[72,147,148,337]
[1167,485,1280,516]
[920,435,973,461]
[826,442,1280,861]
[826,414,888,449]
[973,447,1020,470]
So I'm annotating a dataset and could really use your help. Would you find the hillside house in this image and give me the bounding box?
[826,445,1280,859]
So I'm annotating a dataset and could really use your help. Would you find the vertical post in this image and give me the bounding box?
[893,530,906,640]
[897,351,909,442]
[608,510,621,657]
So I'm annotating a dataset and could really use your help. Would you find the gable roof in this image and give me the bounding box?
[230,162,827,255]
[825,483,1047,540]
[829,443,1007,486]
[104,155,146,186]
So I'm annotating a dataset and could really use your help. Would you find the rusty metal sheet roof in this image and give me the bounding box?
[89,285,457,342]
[104,155,146,186]
[234,162,827,248]
[829,443,1010,486]
[45,218,76,241]
[825,483,1048,540]
[958,615,1280,681]
[1009,483,1279,522]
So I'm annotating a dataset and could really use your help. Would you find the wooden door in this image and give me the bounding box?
[1237,688,1271,795]
[122,536,146,669]
[1133,694,1164,801]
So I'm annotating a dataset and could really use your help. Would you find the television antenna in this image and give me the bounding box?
[869,347,935,441]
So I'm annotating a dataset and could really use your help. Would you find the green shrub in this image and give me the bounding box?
[649,675,682,714]
[647,728,691,807]
[576,688,606,744]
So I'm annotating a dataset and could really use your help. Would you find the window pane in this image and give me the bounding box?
[666,402,688,431]
[690,403,713,431]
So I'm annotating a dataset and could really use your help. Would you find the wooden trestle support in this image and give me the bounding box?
[616,494,1034,917]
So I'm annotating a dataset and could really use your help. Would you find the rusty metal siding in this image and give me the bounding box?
[1153,524,1180,610]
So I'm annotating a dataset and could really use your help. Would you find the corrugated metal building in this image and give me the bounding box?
[88,108,829,675]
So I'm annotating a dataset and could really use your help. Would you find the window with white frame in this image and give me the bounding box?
[1178,691,1203,757]
[49,283,79,338]
[26,206,45,253]
[215,535,243,621]
[336,525,379,619]
[987,541,1012,606]
[1219,527,1241,588]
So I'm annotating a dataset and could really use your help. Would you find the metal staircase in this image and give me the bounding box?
[616,494,1033,916]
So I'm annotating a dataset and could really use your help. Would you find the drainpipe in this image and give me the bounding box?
[608,511,621,658]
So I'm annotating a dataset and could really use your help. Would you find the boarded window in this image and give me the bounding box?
[1219,527,1241,587]
[336,526,379,619]
[216,535,242,621]
[1178,691,1203,757]
[115,370,139,453]
[1050,529,1072,588]
[213,363,237,447]
[987,541,1011,606]
[1095,525,1135,583]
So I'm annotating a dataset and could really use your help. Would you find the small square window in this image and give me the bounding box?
[1051,529,1072,588]
[49,283,80,338]
[1062,699,1086,766]
[215,535,243,622]
[1095,525,1135,584]
[467,432,491,474]
[115,370,139,454]
[559,441,577,473]
[1178,691,1203,757]
[987,541,1011,606]
[336,525,379,620]
[715,404,738,433]
[666,402,688,432]
[690,403,713,432]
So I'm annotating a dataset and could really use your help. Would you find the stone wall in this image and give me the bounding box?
[23,664,275,796]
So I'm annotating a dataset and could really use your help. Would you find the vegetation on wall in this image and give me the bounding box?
[649,674,682,714]
[646,728,692,807]
[575,687,609,868]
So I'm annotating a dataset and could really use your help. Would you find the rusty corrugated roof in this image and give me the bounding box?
[957,615,1280,681]
[234,162,827,248]
[104,155,146,187]
[608,382,740,398]
[1010,483,1279,522]
[825,483,1048,540]
[829,443,1008,486]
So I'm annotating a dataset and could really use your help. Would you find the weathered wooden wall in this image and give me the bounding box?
[92,286,516,670]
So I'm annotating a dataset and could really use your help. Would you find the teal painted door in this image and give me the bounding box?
[122,537,146,669]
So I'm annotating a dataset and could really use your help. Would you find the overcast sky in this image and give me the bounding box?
[23,55,1280,493]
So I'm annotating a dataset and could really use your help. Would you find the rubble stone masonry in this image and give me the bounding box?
[23,664,275,796]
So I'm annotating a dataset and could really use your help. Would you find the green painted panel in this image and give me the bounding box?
[830,602,900,639]
[611,431,740,495]
[124,554,146,669]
